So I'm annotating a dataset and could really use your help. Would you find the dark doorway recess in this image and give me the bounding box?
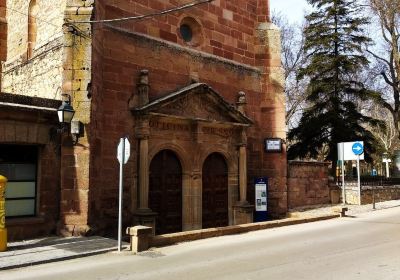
[202,153,229,229]
[149,150,182,235]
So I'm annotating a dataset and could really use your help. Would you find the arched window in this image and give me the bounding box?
[27,0,38,59]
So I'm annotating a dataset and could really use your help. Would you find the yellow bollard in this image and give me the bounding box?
[0,175,7,252]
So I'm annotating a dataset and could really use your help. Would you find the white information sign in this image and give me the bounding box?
[337,141,364,161]
[117,138,130,164]
[255,183,267,211]
[383,157,391,178]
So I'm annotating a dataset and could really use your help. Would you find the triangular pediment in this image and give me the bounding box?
[132,83,252,125]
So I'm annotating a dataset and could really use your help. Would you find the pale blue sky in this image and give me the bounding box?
[270,0,312,23]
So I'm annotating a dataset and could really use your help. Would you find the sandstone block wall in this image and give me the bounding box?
[362,187,400,204]
[0,0,7,62]
[2,0,66,99]
[58,0,93,237]
[344,185,400,205]
[5,0,66,61]
[103,0,269,66]
[288,161,332,208]
[2,39,63,98]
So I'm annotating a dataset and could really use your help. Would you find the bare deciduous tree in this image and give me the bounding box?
[271,12,308,130]
[367,0,400,140]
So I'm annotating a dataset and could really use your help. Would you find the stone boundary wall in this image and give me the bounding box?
[288,161,336,208]
[343,184,400,205]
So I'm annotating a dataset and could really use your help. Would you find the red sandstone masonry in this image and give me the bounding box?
[288,161,332,208]
[102,0,269,66]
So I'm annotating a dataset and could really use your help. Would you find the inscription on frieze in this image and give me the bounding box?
[202,127,237,138]
[149,120,190,132]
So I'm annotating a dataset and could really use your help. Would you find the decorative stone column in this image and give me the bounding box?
[239,144,248,203]
[138,136,149,210]
[133,118,157,234]
[132,70,157,234]
[233,126,253,225]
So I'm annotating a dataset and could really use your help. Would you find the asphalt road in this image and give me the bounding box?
[2,207,400,280]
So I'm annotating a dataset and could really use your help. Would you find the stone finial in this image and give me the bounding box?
[139,69,149,85]
[190,72,200,84]
[137,69,149,106]
[236,91,247,114]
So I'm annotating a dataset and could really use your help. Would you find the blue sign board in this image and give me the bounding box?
[254,177,268,222]
[352,142,364,155]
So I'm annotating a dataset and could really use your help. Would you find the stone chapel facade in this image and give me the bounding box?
[0,0,286,240]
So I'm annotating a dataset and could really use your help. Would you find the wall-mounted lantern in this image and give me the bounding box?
[57,94,82,145]
[57,94,75,125]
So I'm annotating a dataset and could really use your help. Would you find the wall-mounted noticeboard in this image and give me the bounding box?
[264,138,282,153]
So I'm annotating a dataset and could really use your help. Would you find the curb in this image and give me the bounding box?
[151,214,340,247]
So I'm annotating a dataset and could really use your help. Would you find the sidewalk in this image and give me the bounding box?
[1,200,398,271]
[0,236,128,270]
[288,199,400,218]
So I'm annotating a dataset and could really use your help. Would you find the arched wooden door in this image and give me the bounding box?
[202,153,229,228]
[149,150,182,235]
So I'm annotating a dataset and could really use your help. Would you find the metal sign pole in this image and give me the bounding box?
[118,137,125,252]
[357,154,361,205]
[341,143,346,205]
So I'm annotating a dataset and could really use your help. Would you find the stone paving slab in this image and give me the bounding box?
[0,236,128,270]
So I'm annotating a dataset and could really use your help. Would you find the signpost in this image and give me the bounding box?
[117,136,130,252]
[352,142,363,205]
[337,141,364,205]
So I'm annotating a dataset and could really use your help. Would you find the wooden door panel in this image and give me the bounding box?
[202,153,228,229]
[149,150,182,235]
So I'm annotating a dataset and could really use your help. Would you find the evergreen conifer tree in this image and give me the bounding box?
[288,0,381,169]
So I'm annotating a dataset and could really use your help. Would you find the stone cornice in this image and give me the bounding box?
[104,24,262,76]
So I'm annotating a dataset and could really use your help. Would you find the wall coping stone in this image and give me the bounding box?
[149,214,339,248]
[288,160,331,167]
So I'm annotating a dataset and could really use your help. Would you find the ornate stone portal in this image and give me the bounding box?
[131,71,254,234]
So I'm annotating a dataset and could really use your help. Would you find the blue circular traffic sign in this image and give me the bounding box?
[352,142,364,155]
